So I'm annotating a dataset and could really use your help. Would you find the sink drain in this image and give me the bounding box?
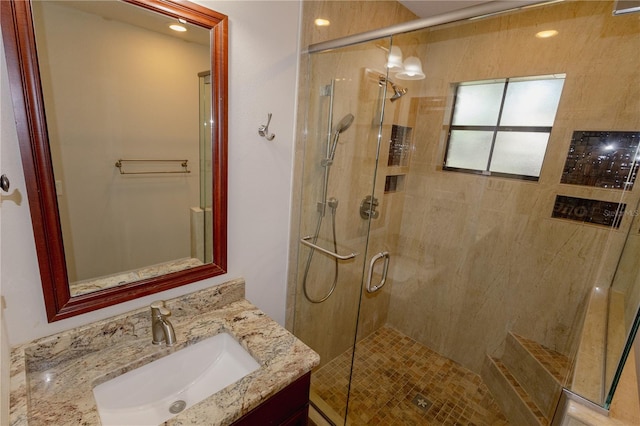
[169,400,187,414]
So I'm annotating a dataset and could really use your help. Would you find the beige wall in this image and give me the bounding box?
[608,213,640,393]
[33,2,208,282]
[612,215,640,331]
[300,1,418,47]
[290,0,640,376]
[386,0,640,372]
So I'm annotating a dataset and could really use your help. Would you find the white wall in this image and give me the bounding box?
[0,41,11,425]
[0,0,301,346]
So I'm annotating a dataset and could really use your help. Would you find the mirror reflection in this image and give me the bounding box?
[31,1,213,296]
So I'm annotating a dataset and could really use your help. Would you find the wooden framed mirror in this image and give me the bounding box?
[1,0,228,322]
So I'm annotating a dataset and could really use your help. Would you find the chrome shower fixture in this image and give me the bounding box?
[301,108,355,303]
[333,112,355,134]
[379,76,407,102]
[390,85,408,102]
[327,113,355,163]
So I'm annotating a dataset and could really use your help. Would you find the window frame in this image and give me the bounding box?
[443,75,564,181]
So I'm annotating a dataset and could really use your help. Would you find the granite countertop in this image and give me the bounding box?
[9,278,320,425]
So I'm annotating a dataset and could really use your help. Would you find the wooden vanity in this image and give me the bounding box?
[233,373,311,425]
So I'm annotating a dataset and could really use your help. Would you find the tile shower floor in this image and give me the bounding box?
[311,326,509,425]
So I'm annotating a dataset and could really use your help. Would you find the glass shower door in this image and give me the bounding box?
[296,2,640,425]
[345,2,640,425]
[292,38,392,424]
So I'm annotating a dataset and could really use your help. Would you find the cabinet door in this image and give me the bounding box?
[280,405,309,426]
[232,373,310,425]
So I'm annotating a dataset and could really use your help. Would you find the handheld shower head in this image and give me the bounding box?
[328,113,355,162]
[333,113,355,134]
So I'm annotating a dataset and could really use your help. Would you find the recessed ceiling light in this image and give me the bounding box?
[314,18,330,27]
[535,29,558,38]
[169,23,187,32]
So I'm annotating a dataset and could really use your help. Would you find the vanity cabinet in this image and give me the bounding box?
[232,372,311,426]
[7,282,319,425]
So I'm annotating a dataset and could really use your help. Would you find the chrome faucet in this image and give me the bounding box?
[150,301,176,346]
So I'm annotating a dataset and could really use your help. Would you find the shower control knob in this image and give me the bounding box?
[360,195,380,219]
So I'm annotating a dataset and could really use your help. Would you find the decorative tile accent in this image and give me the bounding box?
[561,131,640,189]
[388,125,412,167]
[311,326,508,425]
[552,195,626,228]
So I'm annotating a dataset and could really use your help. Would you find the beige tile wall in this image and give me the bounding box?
[299,1,418,48]
[611,213,640,331]
[386,0,640,373]
[288,0,640,379]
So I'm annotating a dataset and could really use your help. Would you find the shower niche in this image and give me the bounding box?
[384,175,405,193]
[384,124,412,193]
[388,124,412,167]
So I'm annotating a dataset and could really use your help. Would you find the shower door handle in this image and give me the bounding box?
[366,251,390,293]
[300,236,358,260]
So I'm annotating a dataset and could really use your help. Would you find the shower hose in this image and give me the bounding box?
[302,200,339,303]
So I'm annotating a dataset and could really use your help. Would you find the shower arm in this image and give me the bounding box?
[379,76,407,102]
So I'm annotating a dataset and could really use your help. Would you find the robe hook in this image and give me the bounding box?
[258,113,276,141]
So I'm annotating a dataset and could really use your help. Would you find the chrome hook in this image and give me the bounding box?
[258,113,276,141]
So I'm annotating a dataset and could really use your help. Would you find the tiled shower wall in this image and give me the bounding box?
[385,1,640,373]
[288,0,640,376]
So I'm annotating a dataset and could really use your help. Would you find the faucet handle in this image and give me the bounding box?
[150,300,165,309]
[150,300,171,318]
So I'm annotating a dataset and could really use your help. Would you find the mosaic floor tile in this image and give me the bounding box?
[311,326,509,425]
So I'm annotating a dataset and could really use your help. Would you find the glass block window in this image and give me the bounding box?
[444,74,565,180]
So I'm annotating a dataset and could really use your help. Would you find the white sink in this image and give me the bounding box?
[92,332,260,426]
